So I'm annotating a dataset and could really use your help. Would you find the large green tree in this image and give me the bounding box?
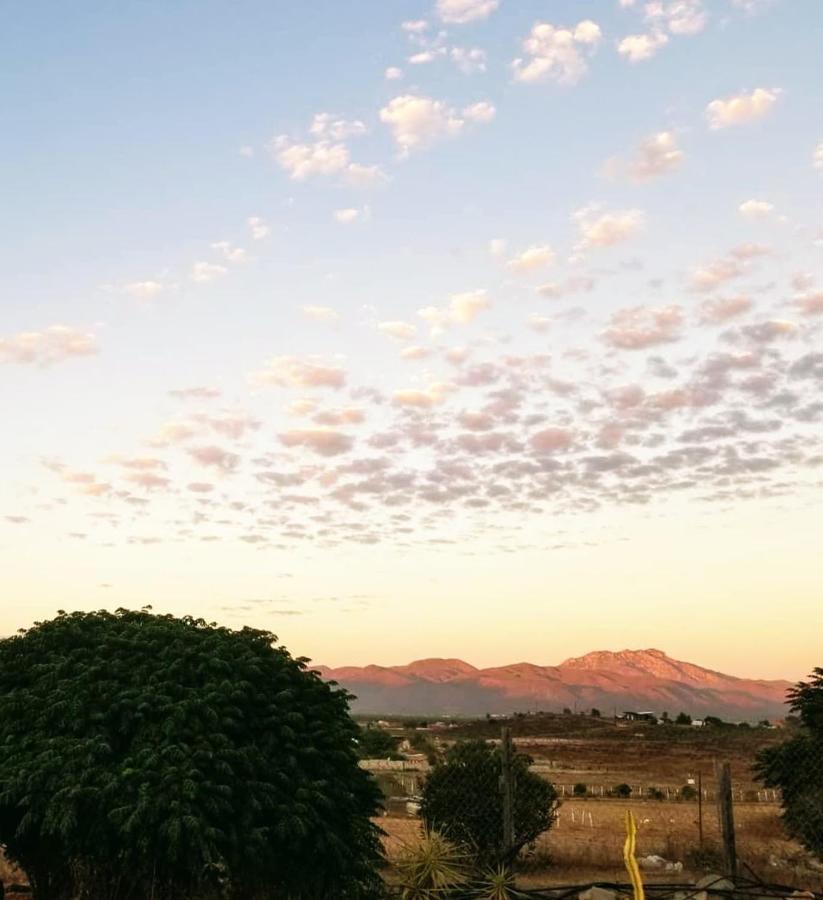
[419,739,559,865]
[756,668,823,858]
[0,609,384,900]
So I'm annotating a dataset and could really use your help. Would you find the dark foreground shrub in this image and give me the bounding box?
[0,609,383,900]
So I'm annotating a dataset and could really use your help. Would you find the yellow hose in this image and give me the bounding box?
[623,810,645,900]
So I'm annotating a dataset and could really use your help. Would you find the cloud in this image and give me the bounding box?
[409,48,447,65]
[385,66,404,80]
[313,406,365,426]
[794,291,823,316]
[739,199,774,218]
[270,120,385,185]
[705,88,781,129]
[436,0,499,24]
[249,355,346,389]
[574,207,645,249]
[512,20,602,84]
[536,276,596,298]
[0,325,98,366]
[191,261,228,283]
[393,385,452,408]
[617,32,669,62]
[506,244,555,272]
[813,143,823,170]
[210,241,247,263]
[606,131,683,180]
[334,206,370,224]
[278,428,354,456]
[602,305,683,349]
[530,427,574,452]
[418,289,490,334]
[646,0,707,36]
[247,216,270,240]
[462,101,496,124]
[308,113,367,141]
[270,135,350,180]
[401,345,431,360]
[378,321,418,341]
[699,295,753,324]
[451,47,488,75]
[187,446,241,472]
[379,95,494,155]
[302,305,340,323]
[690,259,742,293]
[528,315,551,332]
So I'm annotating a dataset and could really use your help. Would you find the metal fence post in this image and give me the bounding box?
[500,726,515,859]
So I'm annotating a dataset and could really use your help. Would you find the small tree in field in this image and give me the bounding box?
[757,668,823,858]
[0,609,383,900]
[675,712,692,725]
[573,782,588,797]
[420,739,559,865]
[613,783,632,798]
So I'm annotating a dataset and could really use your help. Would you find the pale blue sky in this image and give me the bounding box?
[2,0,822,678]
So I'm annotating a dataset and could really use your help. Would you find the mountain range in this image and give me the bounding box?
[314,649,792,721]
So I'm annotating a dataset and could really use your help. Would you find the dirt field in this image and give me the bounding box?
[376,718,823,890]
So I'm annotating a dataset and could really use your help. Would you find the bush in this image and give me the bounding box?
[680,785,699,801]
[675,712,692,726]
[0,609,383,900]
[420,739,559,865]
[757,667,823,857]
[357,724,402,759]
[573,782,588,797]
[647,787,665,801]
[612,783,633,798]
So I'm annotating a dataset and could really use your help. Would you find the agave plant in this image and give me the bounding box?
[471,864,529,900]
[395,829,470,899]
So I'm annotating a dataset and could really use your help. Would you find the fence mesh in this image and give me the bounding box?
[367,723,823,894]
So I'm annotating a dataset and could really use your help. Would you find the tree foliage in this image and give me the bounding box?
[356,725,401,760]
[756,668,823,857]
[419,739,558,865]
[0,609,383,899]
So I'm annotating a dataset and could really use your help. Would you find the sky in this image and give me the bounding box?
[1,0,822,680]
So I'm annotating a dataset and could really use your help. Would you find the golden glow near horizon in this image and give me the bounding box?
[2,3,822,683]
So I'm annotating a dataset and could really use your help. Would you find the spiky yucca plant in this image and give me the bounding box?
[395,829,469,899]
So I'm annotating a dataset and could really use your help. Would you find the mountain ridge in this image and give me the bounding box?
[315,649,792,720]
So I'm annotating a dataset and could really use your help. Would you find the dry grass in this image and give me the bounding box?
[377,798,823,890]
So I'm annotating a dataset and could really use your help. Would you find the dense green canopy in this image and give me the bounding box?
[0,609,383,899]
[757,668,823,858]
[419,739,558,865]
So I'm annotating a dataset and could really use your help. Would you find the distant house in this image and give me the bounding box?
[619,710,658,723]
[691,719,705,727]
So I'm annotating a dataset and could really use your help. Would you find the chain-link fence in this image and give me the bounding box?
[369,726,823,893]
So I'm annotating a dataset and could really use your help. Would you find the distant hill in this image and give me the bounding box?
[314,649,792,721]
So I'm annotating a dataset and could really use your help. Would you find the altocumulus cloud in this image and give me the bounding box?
[0,325,98,366]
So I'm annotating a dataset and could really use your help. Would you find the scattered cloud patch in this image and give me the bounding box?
[249,355,346,390]
[512,20,602,85]
[436,0,499,25]
[574,207,645,250]
[603,305,683,349]
[706,88,781,129]
[380,94,494,155]
[0,326,98,367]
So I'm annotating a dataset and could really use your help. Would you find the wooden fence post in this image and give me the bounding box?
[698,771,704,849]
[715,761,737,878]
[500,726,515,859]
